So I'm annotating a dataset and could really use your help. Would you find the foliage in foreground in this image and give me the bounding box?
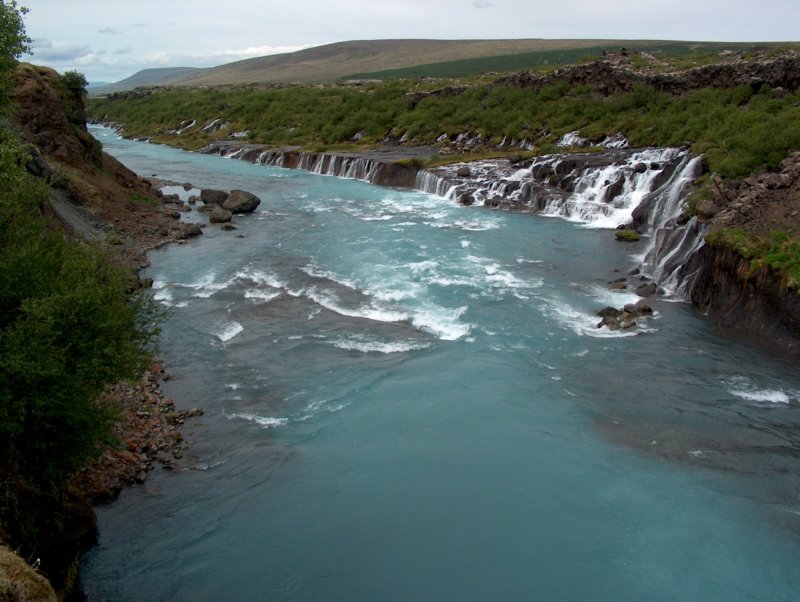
[0,1,160,487]
[0,129,159,485]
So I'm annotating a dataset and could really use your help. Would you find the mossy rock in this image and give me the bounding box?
[615,229,640,242]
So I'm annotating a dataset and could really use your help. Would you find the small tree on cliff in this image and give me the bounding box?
[0,1,30,110]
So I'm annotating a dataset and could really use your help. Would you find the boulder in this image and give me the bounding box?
[178,223,203,239]
[459,192,476,206]
[200,188,228,205]
[623,301,653,317]
[635,282,658,297]
[223,189,261,214]
[210,206,233,223]
[615,229,640,242]
[456,166,472,178]
[596,306,622,318]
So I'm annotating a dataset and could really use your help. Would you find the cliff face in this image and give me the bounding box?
[672,153,800,353]
[2,64,202,599]
[681,245,800,352]
[9,63,200,270]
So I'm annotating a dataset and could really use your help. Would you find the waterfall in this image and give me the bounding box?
[638,156,706,291]
[415,170,459,199]
[415,148,708,295]
[205,140,708,296]
[534,148,685,228]
[414,149,691,228]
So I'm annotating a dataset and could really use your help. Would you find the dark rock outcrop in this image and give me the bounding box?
[499,50,800,97]
[200,188,228,205]
[210,205,233,223]
[680,244,800,353]
[223,189,261,213]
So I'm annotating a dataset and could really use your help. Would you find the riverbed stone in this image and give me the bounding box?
[223,189,261,214]
[210,206,233,223]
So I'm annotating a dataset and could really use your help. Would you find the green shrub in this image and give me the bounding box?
[60,70,88,96]
[0,130,160,485]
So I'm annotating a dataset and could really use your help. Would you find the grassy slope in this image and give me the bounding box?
[347,41,776,80]
[161,39,663,86]
[99,40,799,90]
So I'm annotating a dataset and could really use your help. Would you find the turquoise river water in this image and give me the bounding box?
[80,126,800,601]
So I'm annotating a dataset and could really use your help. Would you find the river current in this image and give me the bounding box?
[81,126,800,601]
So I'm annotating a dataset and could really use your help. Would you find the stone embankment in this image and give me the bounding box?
[499,50,800,96]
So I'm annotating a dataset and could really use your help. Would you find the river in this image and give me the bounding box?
[81,126,800,601]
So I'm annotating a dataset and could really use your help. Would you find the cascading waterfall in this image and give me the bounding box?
[637,156,706,290]
[215,140,709,296]
[416,148,708,295]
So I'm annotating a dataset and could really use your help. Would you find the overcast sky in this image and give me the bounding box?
[19,0,800,83]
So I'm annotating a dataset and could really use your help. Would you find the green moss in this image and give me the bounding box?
[129,191,158,206]
[615,229,640,242]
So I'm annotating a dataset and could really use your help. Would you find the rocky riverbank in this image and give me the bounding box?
[70,362,204,505]
[1,63,212,599]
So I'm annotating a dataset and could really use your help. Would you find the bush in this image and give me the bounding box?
[0,131,160,485]
[60,70,88,96]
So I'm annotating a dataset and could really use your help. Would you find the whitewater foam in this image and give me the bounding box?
[216,321,244,342]
[727,377,794,404]
[329,335,431,354]
[411,305,471,341]
[226,412,289,429]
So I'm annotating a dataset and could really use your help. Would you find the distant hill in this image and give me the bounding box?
[94,39,798,92]
[91,67,201,94]
[171,39,635,86]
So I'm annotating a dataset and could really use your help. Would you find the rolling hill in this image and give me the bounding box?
[94,39,798,92]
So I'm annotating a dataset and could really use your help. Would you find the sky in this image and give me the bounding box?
[18,0,800,83]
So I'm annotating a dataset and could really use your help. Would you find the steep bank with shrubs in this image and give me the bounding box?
[1,52,200,602]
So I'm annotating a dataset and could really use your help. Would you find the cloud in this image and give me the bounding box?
[98,27,119,35]
[472,0,493,8]
[28,39,93,63]
[213,44,314,61]
[112,47,132,55]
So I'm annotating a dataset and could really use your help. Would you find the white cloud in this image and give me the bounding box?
[214,44,314,61]
[28,39,93,63]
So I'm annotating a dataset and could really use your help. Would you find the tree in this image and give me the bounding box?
[60,69,88,96]
[0,1,30,109]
